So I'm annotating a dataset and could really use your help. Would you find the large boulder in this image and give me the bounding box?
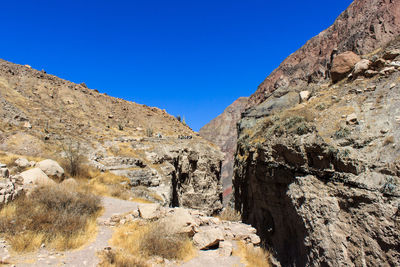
[160,208,198,236]
[331,51,361,82]
[36,159,64,180]
[193,227,224,250]
[138,203,160,220]
[19,168,56,185]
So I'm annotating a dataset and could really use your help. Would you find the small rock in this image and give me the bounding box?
[383,49,400,60]
[390,61,400,68]
[371,58,386,70]
[353,59,371,77]
[364,70,378,78]
[346,113,358,125]
[15,158,30,168]
[24,121,32,129]
[249,234,261,245]
[299,91,311,103]
[390,83,396,89]
[380,67,396,75]
[218,241,233,256]
[380,129,389,134]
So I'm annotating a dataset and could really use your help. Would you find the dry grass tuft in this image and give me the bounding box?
[111,220,196,263]
[218,207,242,222]
[99,249,150,267]
[0,185,102,252]
[234,241,271,267]
[84,172,134,201]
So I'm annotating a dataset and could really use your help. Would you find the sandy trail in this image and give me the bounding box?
[4,197,244,267]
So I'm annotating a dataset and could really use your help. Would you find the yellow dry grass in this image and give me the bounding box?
[234,241,271,267]
[0,185,102,252]
[0,151,43,167]
[217,207,242,222]
[110,221,196,263]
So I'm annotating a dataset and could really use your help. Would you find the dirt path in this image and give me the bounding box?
[2,197,245,267]
[6,197,139,267]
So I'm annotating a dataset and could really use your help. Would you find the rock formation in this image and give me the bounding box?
[231,0,400,266]
[247,0,400,107]
[0,59,223,214]
[200,97,248,204]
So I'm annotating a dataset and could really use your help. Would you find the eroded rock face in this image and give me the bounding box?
[200,97,248,204]
[247,0,400,107]
[0,56,224,215]
[234,41,400,266]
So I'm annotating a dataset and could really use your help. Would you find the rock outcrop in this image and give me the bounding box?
[247,0,400,107]
[234,37,400,266]
[200,97,248,204]
[0,58,223,214]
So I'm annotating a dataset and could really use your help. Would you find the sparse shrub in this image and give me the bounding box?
[381,177,397,194]
[383,136,395,146]
[334,127,351,139]
[146,128,153,137]
[99,249,149,267]
[218,207,241,222]
[0,185,101,251]
[281,116,311,135]
[316,103,327,111]
[234,241,271,267]
[295,122,311,135]
[111,220,195,262]
[283,116,305,130]
[175,115,181,122]
[118,124,124,131]
[339,149,351,158]
[60,140,86,177]
[140,222,193,259]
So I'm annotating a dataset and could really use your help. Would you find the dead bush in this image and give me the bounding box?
[60,140,86,177]
[0,185,102,251]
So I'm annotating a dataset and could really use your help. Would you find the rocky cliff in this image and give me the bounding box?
[233,0,400,266]
[199,97,248,204]
[0,59,223,214]
[248,0,400,108]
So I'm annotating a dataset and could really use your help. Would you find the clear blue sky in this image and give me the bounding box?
[1,0,352,131]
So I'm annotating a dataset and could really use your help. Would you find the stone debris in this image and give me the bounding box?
[299,91,311,103]
[102,205,262,256]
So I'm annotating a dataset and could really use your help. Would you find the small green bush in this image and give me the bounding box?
[334,127,351,139]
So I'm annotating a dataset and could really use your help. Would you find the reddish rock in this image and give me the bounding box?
[199,97,248,204]
[330,51,361,82]
[247,0,400,107]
